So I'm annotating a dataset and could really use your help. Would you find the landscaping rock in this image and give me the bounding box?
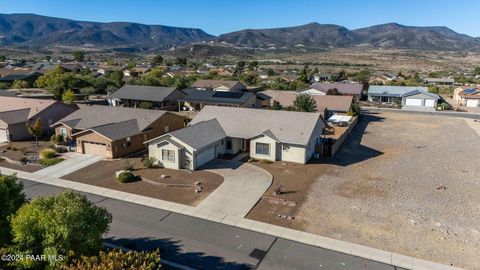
[194,181,201,186]
[195,186,203,193]
[161,174,169,179]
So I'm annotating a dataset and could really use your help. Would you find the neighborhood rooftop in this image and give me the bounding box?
[0,96,57,118]
[192,80,241,89]
[261,90,353,112]
[368,85,429,97]
[179,89,255,105]
[190,106,323,146]
[308,82,363,95]
[110,85,178,102]
[54,104,168,131]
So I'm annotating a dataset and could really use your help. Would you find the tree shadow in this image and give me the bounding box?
[315,114,385,166]
[105,236,255,270]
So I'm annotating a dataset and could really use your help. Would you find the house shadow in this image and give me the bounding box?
[315,114,385,167]
[105,236,254,270]
[199,158,244,170]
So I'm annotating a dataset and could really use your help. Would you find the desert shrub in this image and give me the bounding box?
[117,171,138,183]
[11,147,18,151]
[54,146,68,153]
[39,149,57,159]
[142,156,157,169]
[39,158,65,166]
[6,146,12,150]
[273,185,286,196]
[19,157,28,164]
[259,159,274,164]
[51,134,64,144]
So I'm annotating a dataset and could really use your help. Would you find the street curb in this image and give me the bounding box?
[0,166,464,270]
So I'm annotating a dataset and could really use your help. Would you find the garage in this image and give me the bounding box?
[0,128,8,143]
[424,99,435,107]
[82,141,107,156]
[405,98,422,106]
[195,146,215,168]
[466,99,479,107]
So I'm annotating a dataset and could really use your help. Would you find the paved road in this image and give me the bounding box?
[19,179,405,270]
[199,160,272,218]
[34,153,103,178]
[362,107,480,119]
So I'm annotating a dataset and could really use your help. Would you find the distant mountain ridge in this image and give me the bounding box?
[0,13,479,52]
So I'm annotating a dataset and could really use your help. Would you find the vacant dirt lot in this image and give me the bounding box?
[63,157,224,206]
[291,111,480,269]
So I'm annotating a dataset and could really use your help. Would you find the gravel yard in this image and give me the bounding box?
[296,112,480,269]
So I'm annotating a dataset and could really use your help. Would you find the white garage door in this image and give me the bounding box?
[83,142,107,156]
[196,147,215,168]
[0,129,8,143]
[405,98,422,106]
[424,99,435,107]
[466,99,479,107]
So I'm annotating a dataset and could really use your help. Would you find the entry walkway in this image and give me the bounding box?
[35,153,104,178]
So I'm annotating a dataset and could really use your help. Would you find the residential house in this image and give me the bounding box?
[108,85,186,110]
[0,97,78,143]
[457,88,480,107]
[51,105,185,158]
[401,90,440,111]
[367,85,429,104]
[299,82,363,101]
[424,77,455,85]
[260,90,353,118]
[0,70,41,86]
[192,80,246,92]
[178,89,260,111]
[145,106,326,170]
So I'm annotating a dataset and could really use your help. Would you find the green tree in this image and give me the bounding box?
[0,55,6,61]
[26,118,43,148]
[428,85,440,94]
[267,68,275,77]
[10,191,112,269]
[60,249,162,270]
[79,86,96,96]
[0,82,9,89]
[12,80,29,89]
[271,100,283,110]
[62,89,76,104]
[126,61,136,70]
[299,65,310,83]
[0,174,27,247]
[72,51,85,62]
[293,93,316,112]
[35,66,72,99]
[174,57,187,66]
[248,61,258,71]
[151,55,164,66]
[139,101,153,109]
[234,61,246,76]
[105,70,124,88]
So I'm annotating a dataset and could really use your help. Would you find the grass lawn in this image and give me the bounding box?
[63,157,224,206]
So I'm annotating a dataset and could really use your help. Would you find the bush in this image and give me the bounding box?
[20,157,28,164]
[142,156,157,169]
[117,171,138,183]
[39,149,57,159]
[259,159,274,164]
[39,158,65,166]
[54,146,68,153]
[51,134,64,144]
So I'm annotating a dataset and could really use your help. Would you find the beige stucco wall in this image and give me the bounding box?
[250,136,277,162]
[280,143,308,164]
[149,141,183,170]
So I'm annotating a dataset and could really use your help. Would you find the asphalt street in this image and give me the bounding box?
[19,179,406,270]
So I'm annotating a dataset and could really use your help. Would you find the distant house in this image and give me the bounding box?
[456,88,480,107]
[260,90,353,117]
[278,75,299,82]
[178,89,260,111]
[424,77,455,85]
[108,85,186,110]
[0,70,41,86]
[401,90,440,111]
[367,85,429,104]
[192,80,246,92]
[145,106,326,170]
[0,97,78,143]
[299,82,363,101]
[52,105,185,158]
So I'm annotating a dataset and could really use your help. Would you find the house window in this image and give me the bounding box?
[164,126,170,133]
[226,139,232,150]
[256,143,270,155]
[59,128,67,138]
[282,144,290,151]
[162,149,175,162]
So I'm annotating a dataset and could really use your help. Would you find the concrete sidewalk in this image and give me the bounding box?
[0,166,462,270]
[35,153,104,178]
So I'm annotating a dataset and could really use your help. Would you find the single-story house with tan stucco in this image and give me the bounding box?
[0,96,78,143]
[52,105,185,158]
[145,106,326,170]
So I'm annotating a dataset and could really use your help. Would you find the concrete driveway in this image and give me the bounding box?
[35,152,104,178]
[197,159,273,217]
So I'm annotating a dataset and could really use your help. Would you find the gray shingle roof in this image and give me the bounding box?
[168,119,226,150]
[111,85,179,102]
[368,85,429,97]
[179,89,255,105]
[55,105,168,139]
[190,106,324,146]
[192,80,242,89]
[308,83,363,95]
[0,108,30,124]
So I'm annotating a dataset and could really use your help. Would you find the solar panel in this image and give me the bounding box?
[212,92,245,99]
[464,88,476,94]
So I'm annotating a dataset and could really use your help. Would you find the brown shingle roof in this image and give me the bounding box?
[192,80,242,89]
[260,90,353,112]
[0,96,57,119]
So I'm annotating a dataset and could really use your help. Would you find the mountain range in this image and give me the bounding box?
[0,13,479,52]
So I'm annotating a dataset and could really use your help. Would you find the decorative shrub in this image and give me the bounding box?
[39,158,65,166]
[54,146,68,153]
[51,134,64,144]
[39,149,57,159]
[20,156,28,164]
[142,156,157,169]
[117,171,138,183]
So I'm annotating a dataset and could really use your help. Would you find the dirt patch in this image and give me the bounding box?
[62,157,224,206]
[246,161,328,230]
[0,140,52,172]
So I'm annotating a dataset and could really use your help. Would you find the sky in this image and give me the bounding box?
[1,0,480,37]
